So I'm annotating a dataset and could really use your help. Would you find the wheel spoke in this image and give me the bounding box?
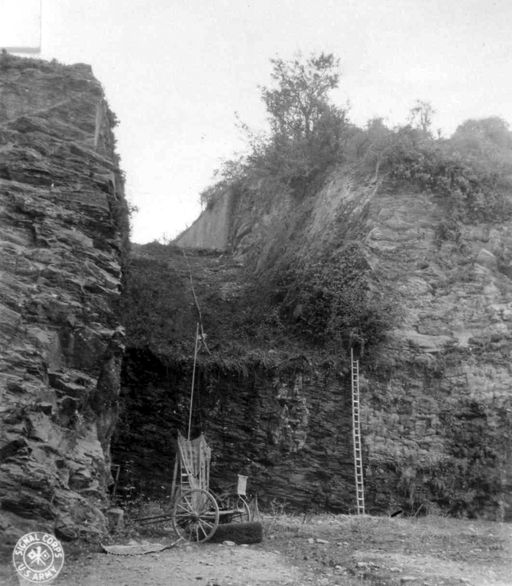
[199,518,214,528]
[197,499,211,514]
[176,501,193,512]
[198,518,214,532]
[177,520,192,530]
[198,522,208,540]
[173,489,219,542]
[176,502,192,514]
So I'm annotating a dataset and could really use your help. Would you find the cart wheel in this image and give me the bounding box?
[221,494,251,523]
[172,489,219,542]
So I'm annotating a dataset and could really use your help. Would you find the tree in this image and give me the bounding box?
[451,117,512,152]
[408,100,435,134]
[200,53,348,207]
[256,53,347,189]
[261,53,342,141]
[450,117,512,178]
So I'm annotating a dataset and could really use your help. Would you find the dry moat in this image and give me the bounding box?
[0,53,511,586]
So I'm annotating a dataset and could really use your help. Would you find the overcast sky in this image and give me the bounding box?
[2,0,511,243]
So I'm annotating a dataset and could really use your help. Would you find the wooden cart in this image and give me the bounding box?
[170,433,251,542]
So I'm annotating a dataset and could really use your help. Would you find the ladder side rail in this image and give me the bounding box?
[350,348,365,515]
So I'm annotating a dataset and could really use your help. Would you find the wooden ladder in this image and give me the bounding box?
[351,348,366,515]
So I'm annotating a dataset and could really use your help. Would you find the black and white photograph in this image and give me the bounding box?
[0,1,511,584]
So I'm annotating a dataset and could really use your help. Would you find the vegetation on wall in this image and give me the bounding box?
[351,113,512,223]
[117,53,512,518]
[242,242,395,358]
[389,399,508,520]
[196,53,512,357]
[202,52,512,222]
[200,52,349,208]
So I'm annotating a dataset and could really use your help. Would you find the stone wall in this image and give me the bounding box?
[160,169,512,520]
[0,55,128,553]
[360,188,512,520]
[175,189,233,250]
[115,350,357,512]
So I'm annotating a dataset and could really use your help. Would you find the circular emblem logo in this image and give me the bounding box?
[12,532,65,583]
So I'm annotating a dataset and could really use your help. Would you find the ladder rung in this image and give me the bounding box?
[351,353,365,515]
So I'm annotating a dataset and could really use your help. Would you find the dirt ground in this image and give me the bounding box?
[1,514,511,586]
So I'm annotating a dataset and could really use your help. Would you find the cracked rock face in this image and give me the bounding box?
[171,169,512,520]
[0,54,127,553]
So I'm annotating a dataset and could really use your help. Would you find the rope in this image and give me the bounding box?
[181,248,213,438]
[188,323,200,440]
[181,248,211,355]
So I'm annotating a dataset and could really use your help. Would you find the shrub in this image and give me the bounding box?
[201,53,349,208]
[250,243,396,356]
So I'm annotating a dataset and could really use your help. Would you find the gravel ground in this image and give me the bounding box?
[1,514,510,586]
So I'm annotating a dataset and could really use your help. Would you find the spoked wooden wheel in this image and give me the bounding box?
[172,489,219,542]
[220,494,251,523]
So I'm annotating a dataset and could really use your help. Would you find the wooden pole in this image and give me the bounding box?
[187,323,200,440]
[170,457,179,500]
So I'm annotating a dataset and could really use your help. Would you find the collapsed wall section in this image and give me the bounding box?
[113,245,359,512]
[0,54,128,553]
